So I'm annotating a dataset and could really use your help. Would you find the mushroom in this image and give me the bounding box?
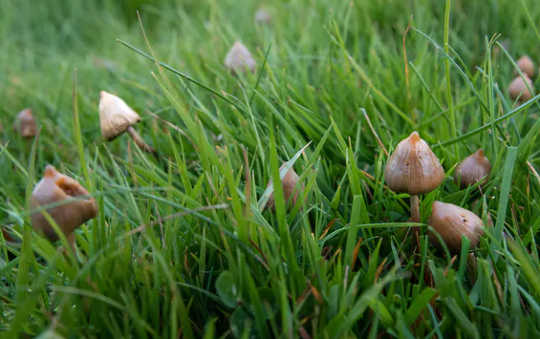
[15,108,37,138]
[429,201,484,252]
[384,131,445,222]
[454,149,491,188]
[516,55,535,78]
[508,75,534,102]
[255,8,271,24]
[30,165,98,246]
[224,41,256,74]
[266,163,303,210]
[2,228,15,243]
[99,91,155,153]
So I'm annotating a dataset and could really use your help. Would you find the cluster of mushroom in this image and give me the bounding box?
[11,15,268,248]
[508,55,537,102]
[15,91,156,249]
[384,132,491,252]
[7,7,490,258]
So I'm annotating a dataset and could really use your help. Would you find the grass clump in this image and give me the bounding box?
[1,0,540,337]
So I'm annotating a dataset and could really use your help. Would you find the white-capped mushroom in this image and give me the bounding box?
[224,42,256,74]
[99,91,155,153]
[255,8,271,24]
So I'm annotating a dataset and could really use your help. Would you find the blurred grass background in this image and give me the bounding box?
[1,0,540,337]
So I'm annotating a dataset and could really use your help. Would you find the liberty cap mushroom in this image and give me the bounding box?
[508,75,534,102]
[454,149,491,188]
[224,41,256,74]
[516,55,535,78]
[99,91,155,153]
[266,163,303,210]
[15,108,37,138]
[2,228,15,243]
[31,165,98,246]
[255,7,271,24]
[429,201,484,252]
[385,131,445,222]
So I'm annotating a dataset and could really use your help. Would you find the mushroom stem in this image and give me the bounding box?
[410,195,420,222]
[126,126,155,154]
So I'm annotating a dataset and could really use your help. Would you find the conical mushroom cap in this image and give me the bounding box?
[30,165,98,241]
[224,41,256,74]
[99,91,141,140]
[266,163,303,210]
[508,76,534,102]
[255,8,271,24]
[15,108,37,138]
[517,55,535,78]
[384,132,445,195]
[429,201,484,252]
[454,149,491,188]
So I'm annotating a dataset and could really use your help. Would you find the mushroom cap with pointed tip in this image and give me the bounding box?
[454,149,491,188]
[30,165,98,241]
[429,201,484,252]
[517,55,535,78]
[15,108,37,138]
[224,41,256,74]
[255,8,271,23]
[99,91,141,140]
[508,76,534,102]
[266,163,303,210]
[384,132,445,195]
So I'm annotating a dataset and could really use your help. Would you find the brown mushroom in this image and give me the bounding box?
[224,42,256,74]
[266,163,303,210]
[1,228,15,243]
[516,55,535,78]
[99,91,155,153]
[429,201,484,252]
[30,165,97,246]
[384,131,445,222]
[508,75,534,102]
[454,149,491,188]
[15,108,37,138]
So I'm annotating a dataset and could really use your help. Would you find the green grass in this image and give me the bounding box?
[1,0,540,337]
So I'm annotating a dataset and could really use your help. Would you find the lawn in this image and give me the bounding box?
[1,0,540,337]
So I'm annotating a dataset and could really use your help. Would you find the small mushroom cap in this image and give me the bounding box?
[99,91,141,140]
[15,108,37,138]
[224,41,256,74]
[454,149,491,188]
[508,76,534,102]
[266,164,304,210]
[384,131,445,195]
[2,228,15,242]
[255,8,271,23]
[517,55,535,78]
[429,201,484,252]
[30,165,98,241]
